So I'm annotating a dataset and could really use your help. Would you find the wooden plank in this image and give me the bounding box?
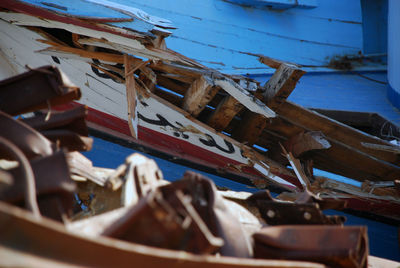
[182,76,219,117]
[214,78,276,118]
[284,131,331,158]
[280,143,311,190]
[37,42,125,64]
[207,96,244,132]
[139,66,157,92]
[276,101,400,165]
[258,55,300,69]
[261,63,306,109]
[232,112,266,145]
[229,64,303,145]
[361,142,400,154]
[124,54,138,139]
[261,103,400,181]
[156,74,190,95]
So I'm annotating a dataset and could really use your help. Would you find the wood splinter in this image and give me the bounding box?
[124,54,139,139]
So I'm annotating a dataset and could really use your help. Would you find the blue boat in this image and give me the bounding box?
[0,0,399,263]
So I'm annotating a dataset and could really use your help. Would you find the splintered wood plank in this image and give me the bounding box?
[207,96,244,132]
[258,55,300,69]
[284,131,331,158]
[277,101,400,164]
[280,143,311,190]
[232,112,266,145]
[37,41,125,64]
[215,78,276,118]
[260,102,400,181]
[182,76,219,117]
[156,74,190,95]
[261,63,306,110]
[139,66,157,92]
[124,54,138,139]
[229,64,304,145]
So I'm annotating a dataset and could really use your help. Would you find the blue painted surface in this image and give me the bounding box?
[226,0,318,9]
[22,0,162,36]
[251,71,400,124]
[361,0,388,56]
[83,136,400,261]
[388,0,400,110]
[388,82,400,110]
[110,0,364,73]
[83,136,259,193]
[21,0,389,73]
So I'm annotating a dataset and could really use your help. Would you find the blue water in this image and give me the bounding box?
[83,136,400,261]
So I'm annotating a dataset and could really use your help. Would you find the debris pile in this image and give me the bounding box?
[0,0,399,222]
[0,66,375,267]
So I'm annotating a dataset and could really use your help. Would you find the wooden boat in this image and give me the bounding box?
[0,0,399,221]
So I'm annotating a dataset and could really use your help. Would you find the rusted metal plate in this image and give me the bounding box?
[0,65,80,116]
[0,201,323,267]
[253,225,368,268]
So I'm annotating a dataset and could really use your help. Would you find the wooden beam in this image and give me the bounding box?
[280,143,311,190]
[182,76,219,117]
[361,142,400,154]
[124,54,138,139]
[214,78,276,118]
[258,55,300,69]
[156,75,190,96]
[284,131,331,158]
[262,102,400,181]
[232,112,266,145]
[37,40,125,64]
[261,63,306,110]
[207,96,244,132]
[139,66,157,92]
[228,64,304,145]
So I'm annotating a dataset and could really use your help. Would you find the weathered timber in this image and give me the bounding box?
[263,107,400,181]
[156,72,195,85]
[261,64,306,110]
[183,76,219,117]
[232,64,304,145]
[280,144,311,189]
[124,55,138,139]
[361,142,400,154]
[207,96,244,132]
[215,78,276,119]
[284,131,331,158]
[37,43,125,64]
[90,63,124,83]
[139,66,157,92]
[311,109,400,140]
[258,55,301,70]
[156,74,190,95]
[275,101,400,165]
[232,112,267,145]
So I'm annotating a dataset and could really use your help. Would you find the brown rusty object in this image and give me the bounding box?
[247,190,345,225]
[284,131,331,158]
[0,65,81,116]
[160,171,253,258]
[1,150,76,221]
[0,201,322,268]
[22,105,89,136]
[102,189,224,254]
[41,129,93,152]
[0,136,40,218]
[253,225,368,268]
[0,111,54,159]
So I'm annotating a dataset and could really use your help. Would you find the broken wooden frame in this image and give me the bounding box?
[1,1,400,221]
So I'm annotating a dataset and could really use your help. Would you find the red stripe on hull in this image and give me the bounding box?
[55,103,400,220]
